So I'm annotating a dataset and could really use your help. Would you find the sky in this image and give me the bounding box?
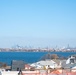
[0,0,76,48]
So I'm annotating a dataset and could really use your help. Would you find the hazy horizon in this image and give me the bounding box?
[0,0,76,48]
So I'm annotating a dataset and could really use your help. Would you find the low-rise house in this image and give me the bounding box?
[61,55,76,72]
[25,64,32,70]
[66,55,75,64]
[31,60,58,69]
[31,53,63,69]
[30,62,43,69]
[71,64,76,72]
[52,59,62,68]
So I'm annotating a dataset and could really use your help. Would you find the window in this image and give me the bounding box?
[70,59,74,63]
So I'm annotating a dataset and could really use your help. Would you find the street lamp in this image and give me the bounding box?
[0,71,2,75]
[18,69,22,75]
[54,63,55,69]
[62,67,64,74]
[70,67,72,72]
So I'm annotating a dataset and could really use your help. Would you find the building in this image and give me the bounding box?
[25,64,32,70]
[11,60,25,71]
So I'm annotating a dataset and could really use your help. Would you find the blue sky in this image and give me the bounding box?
[0,0,76,48]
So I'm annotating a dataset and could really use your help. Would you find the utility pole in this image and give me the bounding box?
[18,69,22,75]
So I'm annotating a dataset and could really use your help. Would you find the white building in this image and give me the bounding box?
[66,56,75,64]
[31,60,58,69]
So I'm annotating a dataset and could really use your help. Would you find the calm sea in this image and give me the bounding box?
[0,52,76,65]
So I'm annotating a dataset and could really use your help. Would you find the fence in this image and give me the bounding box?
[22,68,76,75]
[1,69,76,75]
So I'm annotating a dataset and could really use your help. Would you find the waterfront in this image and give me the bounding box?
[0,52,76,65]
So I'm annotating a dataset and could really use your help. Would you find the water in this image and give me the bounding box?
[0,52,76,65]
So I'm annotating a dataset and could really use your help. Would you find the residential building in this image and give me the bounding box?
[11,60,25,71]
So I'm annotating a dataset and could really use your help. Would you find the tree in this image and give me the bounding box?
[2,63,7,67]
[51,54,59,59]
[0,62,7,68]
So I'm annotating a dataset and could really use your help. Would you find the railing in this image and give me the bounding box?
[21,68,76,75]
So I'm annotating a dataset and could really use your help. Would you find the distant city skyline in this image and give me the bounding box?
[0,0,76,48]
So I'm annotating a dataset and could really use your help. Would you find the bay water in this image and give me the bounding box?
[0,52,76,65]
